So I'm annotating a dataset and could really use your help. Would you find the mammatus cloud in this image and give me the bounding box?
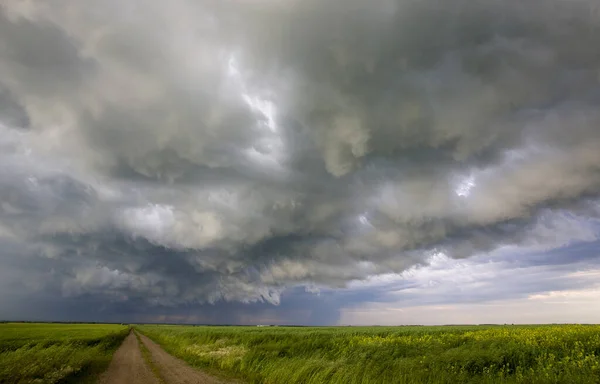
[1,0,600,321]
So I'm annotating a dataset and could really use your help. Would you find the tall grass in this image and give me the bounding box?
[136,324,600,384]
[0,323,128,384]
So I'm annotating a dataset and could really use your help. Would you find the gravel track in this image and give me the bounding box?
[98,331,159,384]
[138,333,235,384]
[99,330,237,384]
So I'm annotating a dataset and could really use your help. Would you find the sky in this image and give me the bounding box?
[1,0,600,325]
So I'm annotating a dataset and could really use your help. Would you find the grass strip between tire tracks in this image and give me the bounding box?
[134,331,166,384]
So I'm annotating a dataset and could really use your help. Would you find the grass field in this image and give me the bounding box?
[0,323,129,384]
[136,324,600,384]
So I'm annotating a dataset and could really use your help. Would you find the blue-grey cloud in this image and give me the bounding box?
[1,0,600,323]
[342,237,600,307]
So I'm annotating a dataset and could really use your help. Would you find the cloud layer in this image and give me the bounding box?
[1,0,600,320]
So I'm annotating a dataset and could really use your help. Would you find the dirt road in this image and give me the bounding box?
[98,332,159,384]
[99,330,237,384]
[138,333,234,384]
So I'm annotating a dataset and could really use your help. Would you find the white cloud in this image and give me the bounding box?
[339,298,600,325]
[1,0,600,321]
[339,246,600,325]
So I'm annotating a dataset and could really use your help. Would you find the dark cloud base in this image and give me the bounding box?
[1,0,600,323]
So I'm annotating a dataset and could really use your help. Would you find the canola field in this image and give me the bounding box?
[0,323,128,384]
[136,324,600,384]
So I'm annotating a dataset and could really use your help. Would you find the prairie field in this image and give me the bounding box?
[0,323,128,384]
[136,324,600,384]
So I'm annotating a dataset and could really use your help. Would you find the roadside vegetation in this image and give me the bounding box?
[136,324,600,384]
[0,323,128,384]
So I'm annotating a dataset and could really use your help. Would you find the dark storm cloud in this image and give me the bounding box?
[1,0,600,321]
[0,89,29,129]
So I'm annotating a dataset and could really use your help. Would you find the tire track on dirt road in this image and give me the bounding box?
[98,331,160,384]
[137,332,237,384]
[99,330,238,384]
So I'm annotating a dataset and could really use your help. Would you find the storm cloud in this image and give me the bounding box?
[1,0,600,323]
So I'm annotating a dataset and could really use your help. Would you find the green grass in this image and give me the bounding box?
[0,323,129,384]
[134,331,165,384]
[136,324,600,384]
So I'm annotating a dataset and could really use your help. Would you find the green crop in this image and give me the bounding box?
[136,324,600,384]
[0,323,128,384]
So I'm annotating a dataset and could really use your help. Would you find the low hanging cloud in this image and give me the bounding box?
[1,0,600,316]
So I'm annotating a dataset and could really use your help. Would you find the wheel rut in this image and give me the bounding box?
[99,330,238,384]
[98,331,159,384]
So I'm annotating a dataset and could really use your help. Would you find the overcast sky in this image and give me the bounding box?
[1,0,600,325]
